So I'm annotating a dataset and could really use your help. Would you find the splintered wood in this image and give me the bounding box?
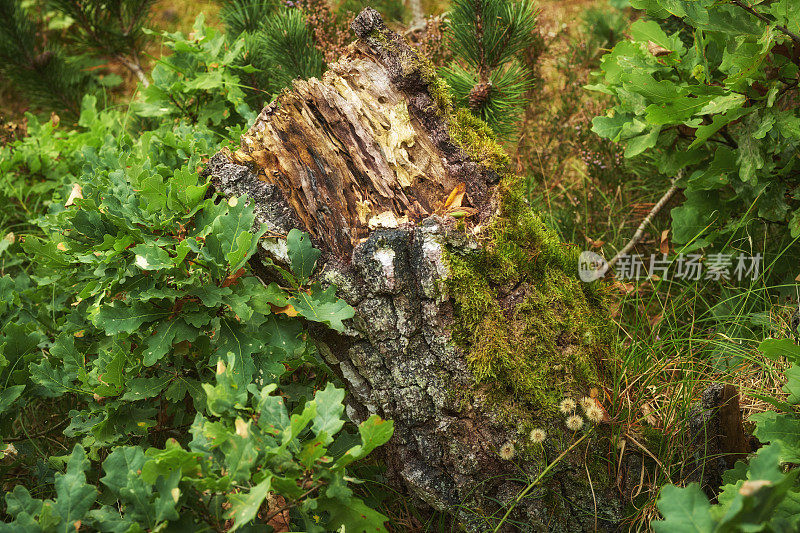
[231,55,457,257]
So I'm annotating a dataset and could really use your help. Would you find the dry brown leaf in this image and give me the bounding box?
[612,280,636,294]
[64,183,83,207]
[443,182,466,210]
[221,268,247,288]
[235,418,249,438]
[271,304,298,317]
[586,236,605,249]
[739,479,772,496]
[641,402,659,426]
[647,41,672,57]
[659,229,670,255]
[265,493,291,532]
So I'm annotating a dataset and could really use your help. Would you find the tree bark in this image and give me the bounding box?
[207,8,625,531]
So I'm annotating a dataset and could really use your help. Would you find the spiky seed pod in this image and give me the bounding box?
[559,398,577,414]
[585,406,603,423]
[499,441,515,460]
[566,415,584,431]
[580,396,594,412]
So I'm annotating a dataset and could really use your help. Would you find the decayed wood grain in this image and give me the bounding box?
[230,57,451,256]
[221,7,503,260]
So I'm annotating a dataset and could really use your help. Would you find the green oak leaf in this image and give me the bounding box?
[94,301,171,336]
[121,376,172,401]
[629,19,684,56]
[312,383,346,445]
[227,476,272,532]
[781,366,800,405]
[287,228,321,282]
[316,496,389,533]
[290,286,354,333]
[759,338,800,363]
[335,415,394,469]
[132,242,172,271]
[53,446,97,533]
[0,384,25,415]
[652,483,714,533]
[751,411,800,463]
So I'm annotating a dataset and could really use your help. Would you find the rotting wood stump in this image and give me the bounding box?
[207,8,624,531]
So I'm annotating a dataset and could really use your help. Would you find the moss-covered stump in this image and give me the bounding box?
[206,8,622,531]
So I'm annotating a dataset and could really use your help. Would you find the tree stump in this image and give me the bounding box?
[207,8,622,531]
[688,383,751,497]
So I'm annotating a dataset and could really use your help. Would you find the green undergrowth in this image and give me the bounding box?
[445,177,612,430]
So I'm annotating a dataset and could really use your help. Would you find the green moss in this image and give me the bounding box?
[367,28,453,113]
[445,177,612,429]
[427,74,454,114]
[449,108,510,173]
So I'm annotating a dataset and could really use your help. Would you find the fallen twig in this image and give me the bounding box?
[606,172,682,272]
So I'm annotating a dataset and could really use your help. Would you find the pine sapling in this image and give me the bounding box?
[442,0,538,139]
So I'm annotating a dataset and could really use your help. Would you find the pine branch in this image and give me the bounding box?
[220,0,280,36]
[48,0,155,85]
[255,8,324,95]
[0,0,94,115]
[444,0,536,138]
